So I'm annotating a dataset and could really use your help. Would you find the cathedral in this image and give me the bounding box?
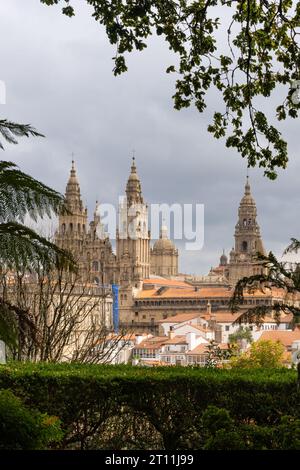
[210,176,267,285]
[55,158,267,326]
[55,158,179,287]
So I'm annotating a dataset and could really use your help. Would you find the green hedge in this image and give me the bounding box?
[0,363,299,449]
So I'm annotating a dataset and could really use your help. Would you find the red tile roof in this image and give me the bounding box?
[259,330,300,347]
[157,312,201,323]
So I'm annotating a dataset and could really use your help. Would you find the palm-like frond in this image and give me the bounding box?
[284,238,300,255]
[0,222,76,272]
[0,120,44,150]
[0,298,39,355]
[0,161,67,223]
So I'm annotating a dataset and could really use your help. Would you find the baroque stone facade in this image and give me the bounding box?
[55,158,178,293]
[55,160,270,329]
[227,177,267,286]
[150,224,178,276]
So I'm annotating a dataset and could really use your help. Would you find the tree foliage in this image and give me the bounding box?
[0,125,76,350]
[229,238,300,325]
[0,389,63,450]
[41,0,300,178]
[0,120,44,150]
[228,325,253,345]
[230,339,285,368]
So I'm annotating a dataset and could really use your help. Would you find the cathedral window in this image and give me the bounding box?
[92,261,99,271]
[62,223,66,234]
[243,219,247,227]
[69,223,73,233]
[78,223,81,233]
[242,241,248,252]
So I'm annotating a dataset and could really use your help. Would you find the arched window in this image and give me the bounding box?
[78,223,81,233]
[243,219,247,227]
[69,223,73,233]
[93,277,100,285]
[62,223,66,234]
[242,241,248,252]
[83,225,85,233]
[92,261,99,271]
[248,218,252,225]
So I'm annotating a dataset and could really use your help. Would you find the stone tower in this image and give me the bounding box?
[150,223,178,276]
[84,201,118,285]
[117,157,150,288]
[55,160,87,254]
[228,177,266,286]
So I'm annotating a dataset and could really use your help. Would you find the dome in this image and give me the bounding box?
[153,224,176,251]
[220,250,228,266]
[240,177,256,205]
[153,237,176,251]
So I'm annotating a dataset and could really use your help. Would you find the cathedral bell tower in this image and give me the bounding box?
[228,177,266,286]
[117,157,150,287]
[55,161,87,253]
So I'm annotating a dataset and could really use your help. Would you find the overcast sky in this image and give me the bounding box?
[1,0,300,275]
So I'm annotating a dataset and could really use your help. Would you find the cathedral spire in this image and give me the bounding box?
[126,156,143,206]
[65,160,83,211]
[227,178,266,286]
[245,175,251,195]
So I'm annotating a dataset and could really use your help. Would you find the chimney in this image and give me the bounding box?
[187,332,196,351]
[135,335,144,345]
[168,326,175,340]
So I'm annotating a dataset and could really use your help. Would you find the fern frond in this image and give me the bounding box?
[0,222,76,272]
[0,161,68,223]
[0,120,44,150]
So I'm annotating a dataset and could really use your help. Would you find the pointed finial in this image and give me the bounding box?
[70,157,76,177]
[71,152,75,169]
[245,172,251,195]
[131,151,136,173]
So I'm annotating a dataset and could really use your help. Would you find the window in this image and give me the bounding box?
[135,312,139,317]
[142,315,146,319]
[92,261,99,271]
[242,241,247,252]
[225,325,230,331]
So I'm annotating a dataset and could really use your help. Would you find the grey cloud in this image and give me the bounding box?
[0,0,299,275]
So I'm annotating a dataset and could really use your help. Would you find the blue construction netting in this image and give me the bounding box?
[112,284,119,333]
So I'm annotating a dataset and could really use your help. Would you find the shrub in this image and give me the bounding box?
[0,362,298,449]
[0,388,63,449]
